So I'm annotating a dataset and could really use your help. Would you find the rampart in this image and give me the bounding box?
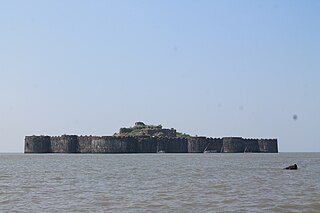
[187,137,223,153]
[25,136,51,153]
[24,135,278,153]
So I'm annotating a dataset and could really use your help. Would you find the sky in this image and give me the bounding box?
[0,0,319,152]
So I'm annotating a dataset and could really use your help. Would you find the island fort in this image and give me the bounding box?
[25,122,278,153]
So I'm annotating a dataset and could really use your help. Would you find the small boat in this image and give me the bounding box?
[243,146,253,153]
[203,142,212,153]
[203,142,218,153]
[156,142,165,153]
[204,150,217,153]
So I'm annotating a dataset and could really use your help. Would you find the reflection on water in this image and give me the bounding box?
[0,153,319,212]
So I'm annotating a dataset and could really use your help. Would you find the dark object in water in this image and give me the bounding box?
[284,164,298,170]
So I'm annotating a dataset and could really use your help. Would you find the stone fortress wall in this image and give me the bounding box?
[25,135,278,153]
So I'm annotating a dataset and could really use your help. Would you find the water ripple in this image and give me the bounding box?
[0,153,319,212]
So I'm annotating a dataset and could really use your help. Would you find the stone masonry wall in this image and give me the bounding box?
[25,136,51,153]
[258,139,278,153]
[50,135,79,153]
[24,135,278,153]
[187,137,223,153]
[243,138,260,153]
[222,137,246,153]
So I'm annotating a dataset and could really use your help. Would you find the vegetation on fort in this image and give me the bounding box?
[113,122,192,138]
[176,132,192,139]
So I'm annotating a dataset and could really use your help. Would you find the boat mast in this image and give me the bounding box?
[203,142,211,152]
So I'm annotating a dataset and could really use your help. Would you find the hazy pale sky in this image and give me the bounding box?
[1,0,319,152]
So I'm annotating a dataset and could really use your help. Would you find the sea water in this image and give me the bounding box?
[0,153,319,212]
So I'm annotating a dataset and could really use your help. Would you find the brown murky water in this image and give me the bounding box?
[0,153,319,212]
